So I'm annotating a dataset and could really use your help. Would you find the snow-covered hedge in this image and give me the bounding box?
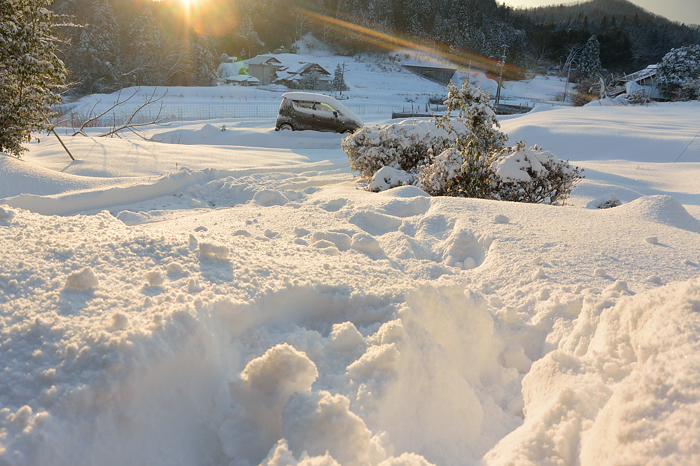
[342,119,456,178]
[490,143,583,204]
[416,143,582,204]
[417,144,495,199]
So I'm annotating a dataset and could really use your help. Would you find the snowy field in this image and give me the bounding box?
[2,72,700,466]
[56,46,553,127]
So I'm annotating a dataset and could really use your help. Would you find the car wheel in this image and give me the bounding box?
[279,124,293,131]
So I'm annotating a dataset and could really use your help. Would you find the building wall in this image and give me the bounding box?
[625,81,663,100]
[248,64,279,85]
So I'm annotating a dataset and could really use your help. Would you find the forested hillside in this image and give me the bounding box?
[52,0,700,97]
[514,0,700,72]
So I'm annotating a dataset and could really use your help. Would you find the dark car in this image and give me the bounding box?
[275,92,363,134]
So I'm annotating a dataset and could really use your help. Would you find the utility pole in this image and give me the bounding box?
[495,47,506,106]
[340,62,346,97]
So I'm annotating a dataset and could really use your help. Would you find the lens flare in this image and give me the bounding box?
[299,7,526,79]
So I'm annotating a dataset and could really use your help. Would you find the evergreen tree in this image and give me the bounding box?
[657,45,700,100]
[71,0,121,94]
[122,9,167,86]
[332,63,348,94]
[1,0,66,157]
[192,35,218,86]
[578,35,601,78]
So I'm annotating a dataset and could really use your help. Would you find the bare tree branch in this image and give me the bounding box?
[68,87,168,139]
[96,88,168,138]
[70,88,139,136]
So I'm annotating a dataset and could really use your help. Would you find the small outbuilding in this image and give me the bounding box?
[621,65,663,100]
[245,55,284,85]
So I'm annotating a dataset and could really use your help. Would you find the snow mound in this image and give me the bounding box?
[628,195,700,233]
[587,193,622,209]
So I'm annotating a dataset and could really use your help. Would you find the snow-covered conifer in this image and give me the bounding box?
[657,45,700,100]
[434,79,507,155]
[0,0,66,157]
[578,35,601,79]
[72,0,121,94]
[332,64,348,94]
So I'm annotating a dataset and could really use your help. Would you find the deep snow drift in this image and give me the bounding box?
[1,97,700,465]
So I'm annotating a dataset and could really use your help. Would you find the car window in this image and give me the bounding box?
[315,102,336,113]
[292,100,314,110]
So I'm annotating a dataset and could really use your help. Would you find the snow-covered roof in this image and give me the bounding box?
[622,65,658,83]
[245,55,283,66]
[276,62,332,82]
[225,75,260,84]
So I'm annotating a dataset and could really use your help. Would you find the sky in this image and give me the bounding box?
[498,0,700,25]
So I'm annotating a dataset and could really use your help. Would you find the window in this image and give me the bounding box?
[292,100,315,110]
[315,102,336,113]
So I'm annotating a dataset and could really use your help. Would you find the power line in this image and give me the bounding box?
[674,127,700,163]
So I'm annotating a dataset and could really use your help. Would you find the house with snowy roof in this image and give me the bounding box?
[217,59,259,86]
[245,54,332,90]
[274,61,332,90]
[621,65,663,100]
[245,55,284,85]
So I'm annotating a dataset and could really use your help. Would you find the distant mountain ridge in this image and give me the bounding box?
[514,0,700,72]
[523,0,695,26]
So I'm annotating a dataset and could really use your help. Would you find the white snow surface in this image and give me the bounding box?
[2,80,700,466]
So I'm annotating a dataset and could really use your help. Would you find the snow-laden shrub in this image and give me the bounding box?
[417,143,495,199]
[417,142,583,204]
[342,119,456,178]
[677,78,700,102]
[368,166,414,192]
[490,143,583,204]
[587,193,622,209]
[626,90,652,106]
[343,79,506,183]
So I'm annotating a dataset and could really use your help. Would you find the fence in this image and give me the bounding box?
[53,102,404,128]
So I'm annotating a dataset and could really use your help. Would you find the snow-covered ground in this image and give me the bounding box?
[2,69,700,466]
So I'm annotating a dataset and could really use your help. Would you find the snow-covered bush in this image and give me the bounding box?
[417,144,496,199]
[490,143,583,204]
[347,81,580,205]
[368,166,414,192]
[417,142,583,204]
[342,120,455,178]
[657,45,700,100]
[677,78,700,102]
[587,193,622,209]
[344,79,505,183]
[626,90,652,106]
